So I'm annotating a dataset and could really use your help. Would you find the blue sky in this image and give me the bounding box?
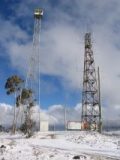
[0,0,81,108]
[0,0,120,124]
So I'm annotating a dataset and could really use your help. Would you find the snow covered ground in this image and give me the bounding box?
[0,131,120,160]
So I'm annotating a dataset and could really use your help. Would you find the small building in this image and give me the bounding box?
[40,120,49,132]
[67,121,81,130]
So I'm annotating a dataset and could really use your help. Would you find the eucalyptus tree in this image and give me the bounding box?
[16,88,35,137]
[5,75,24,133]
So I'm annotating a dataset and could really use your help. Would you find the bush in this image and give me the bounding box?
[20,119,36,137]
[0,125,5,132]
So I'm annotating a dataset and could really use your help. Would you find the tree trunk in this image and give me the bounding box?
[12,92,17,134]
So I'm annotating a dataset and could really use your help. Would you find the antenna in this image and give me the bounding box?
[25,8,43,131]
[81,33,101,132]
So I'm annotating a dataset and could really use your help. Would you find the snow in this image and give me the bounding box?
[0,131,120,160]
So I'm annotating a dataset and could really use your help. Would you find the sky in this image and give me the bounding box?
[0,0,120,127]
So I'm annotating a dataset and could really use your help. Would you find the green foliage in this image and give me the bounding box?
[16,88,33,107]
[5,75,24,134]
[5,75,24,95]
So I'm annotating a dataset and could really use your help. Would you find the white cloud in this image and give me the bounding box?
[0,103,58,128]
[103,104,120,127]
[0,102,120,129]
[1,0,120,125]
[74,103,82,112]
[0,103,13,127]
[0,17,31,75]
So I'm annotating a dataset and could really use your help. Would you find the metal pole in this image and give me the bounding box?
[64,106,67,131]
[38,19,41,131]
[98,67,102,133]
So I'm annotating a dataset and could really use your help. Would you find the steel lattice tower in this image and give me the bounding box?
[26,8,43,103]
[81,33,101,132]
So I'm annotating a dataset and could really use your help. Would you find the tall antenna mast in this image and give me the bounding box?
[97,67,102,133]
[25,9,43,129]
[81,33,101,132]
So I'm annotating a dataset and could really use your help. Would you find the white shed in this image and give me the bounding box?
[67,121,81,130]
[40,121,49,132]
